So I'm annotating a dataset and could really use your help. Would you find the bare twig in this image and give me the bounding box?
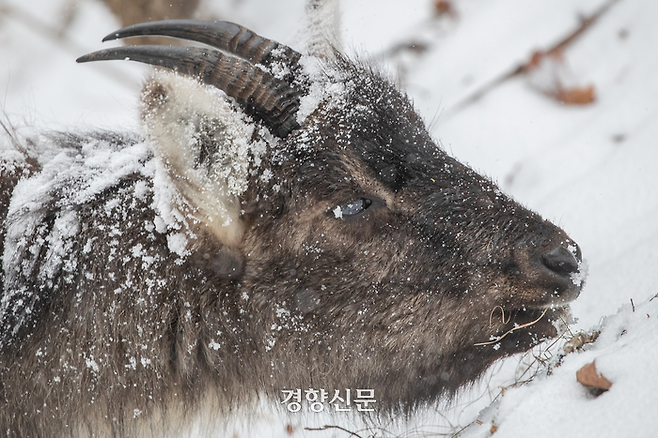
[305,424,365,438]
[1,2,141,87]
[445,0,622,117]
[0,2,85,52]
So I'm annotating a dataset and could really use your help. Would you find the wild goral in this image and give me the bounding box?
[0,18,583,438]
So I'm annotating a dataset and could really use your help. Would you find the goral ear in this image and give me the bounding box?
[141,70,251,249]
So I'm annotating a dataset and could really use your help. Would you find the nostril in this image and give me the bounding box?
[542,246,579,277]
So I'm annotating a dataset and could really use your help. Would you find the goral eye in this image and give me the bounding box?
[331,197,382,220]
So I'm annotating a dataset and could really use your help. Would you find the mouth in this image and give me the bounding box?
[471,239,584,352]
[476,305,570,351]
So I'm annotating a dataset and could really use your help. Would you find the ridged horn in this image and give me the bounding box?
[77,21,304,138]
[102,20,302,82]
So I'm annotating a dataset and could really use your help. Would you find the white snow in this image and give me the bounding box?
[2,0,657,437]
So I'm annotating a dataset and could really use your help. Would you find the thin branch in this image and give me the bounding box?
[474,308,548,346]
[305,424,365,438]
[445,0,621,117]
[1,2,140,88]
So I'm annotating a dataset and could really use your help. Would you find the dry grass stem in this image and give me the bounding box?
[474,309,548,346]
[489,306,511,327]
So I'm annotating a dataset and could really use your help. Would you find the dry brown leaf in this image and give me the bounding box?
[433,0,456,17]
[525,50,564,72]
[576,361,612,391]
[554,86,596,105]
[564,331,600,355]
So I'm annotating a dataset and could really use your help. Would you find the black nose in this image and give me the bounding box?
[541,246,579,277]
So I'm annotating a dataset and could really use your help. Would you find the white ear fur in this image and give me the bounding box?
[141,71,251,248]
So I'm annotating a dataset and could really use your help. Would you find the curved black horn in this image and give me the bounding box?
[102,20,302,82]
[77,45,300,137]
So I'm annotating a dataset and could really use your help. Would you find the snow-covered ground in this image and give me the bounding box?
[2,0,657,436]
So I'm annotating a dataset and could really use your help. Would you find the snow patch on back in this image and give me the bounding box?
[1,133,153,342]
